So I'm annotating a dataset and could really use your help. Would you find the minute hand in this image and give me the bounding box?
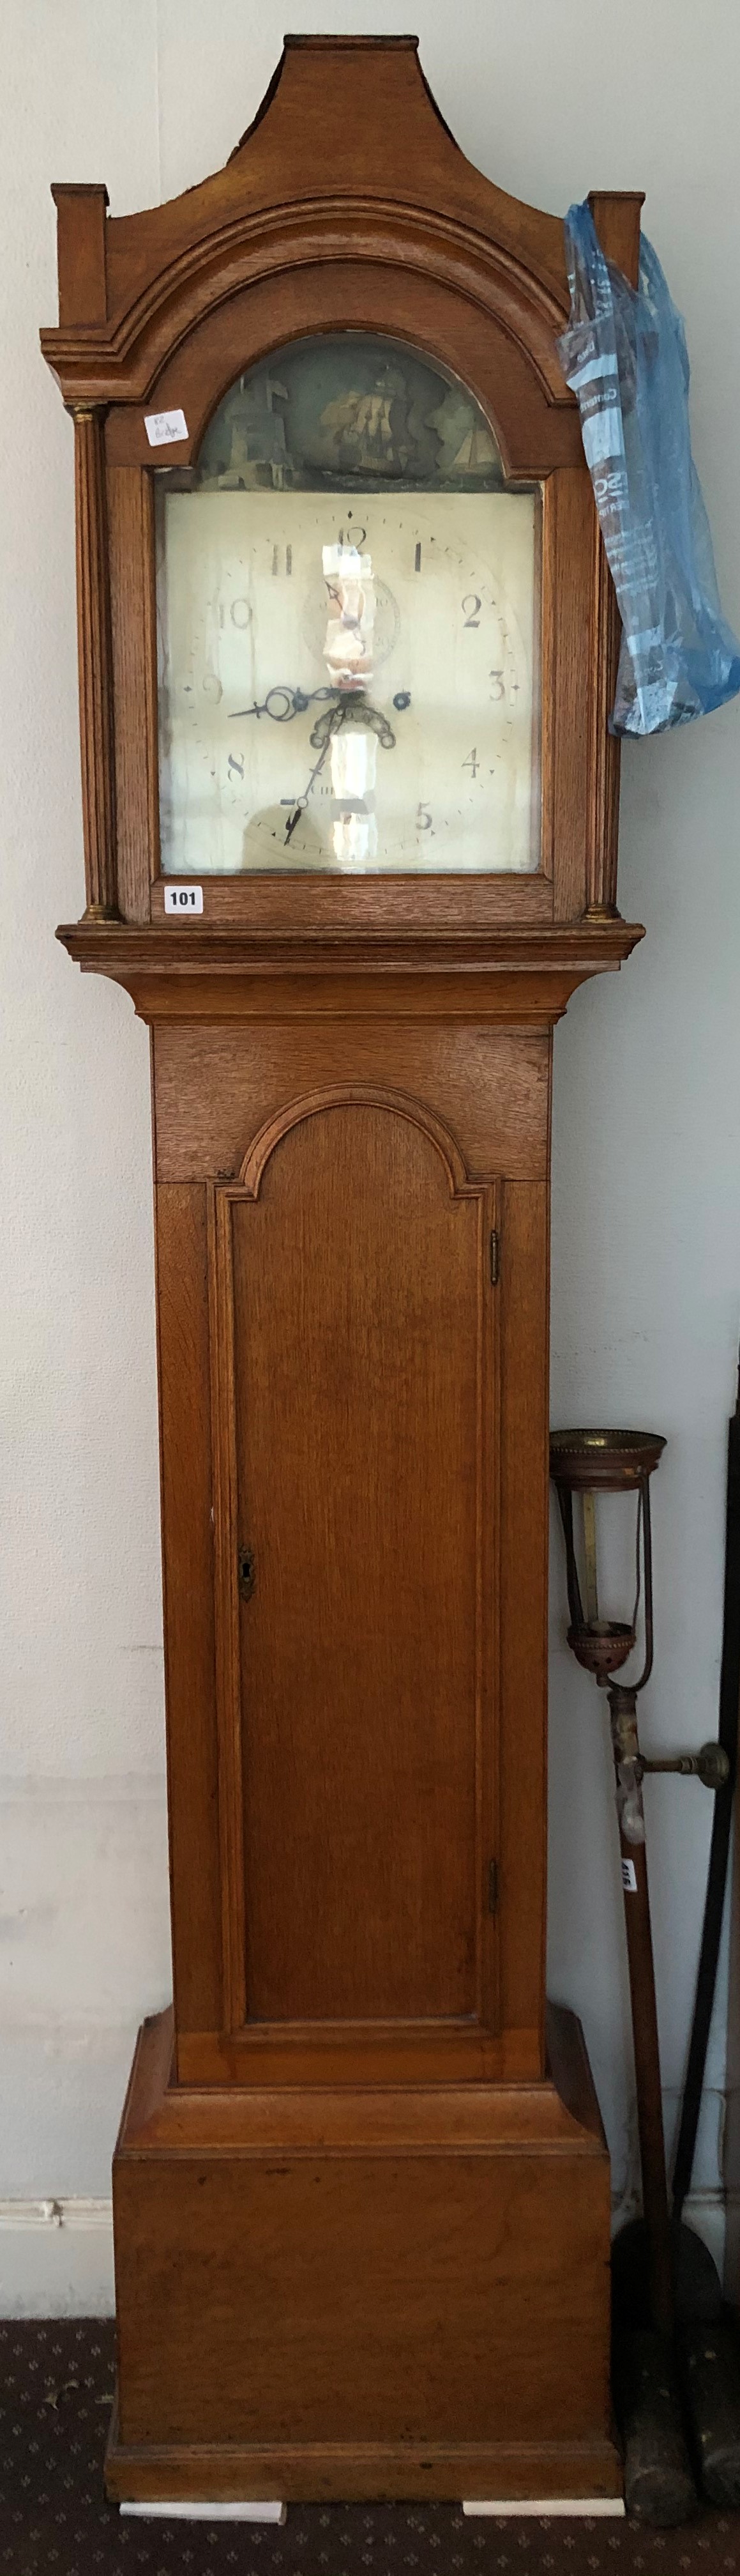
[283,703,342,845]
[283,694,398,847]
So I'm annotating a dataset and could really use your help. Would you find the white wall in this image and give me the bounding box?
[2,0,739,2312]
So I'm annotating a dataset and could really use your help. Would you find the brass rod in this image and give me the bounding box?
[582,1490,600,1626]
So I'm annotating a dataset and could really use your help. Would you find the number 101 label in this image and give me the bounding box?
[163,884,204,915]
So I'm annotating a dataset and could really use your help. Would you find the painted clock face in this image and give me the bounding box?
[156,336,541,877]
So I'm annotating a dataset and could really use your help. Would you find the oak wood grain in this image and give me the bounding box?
[122,2012,594,2151]
[105,2429,623,2506]
[57,919,645,1025]
[72,406,117,917]
[109,2004,617,2494]
[149,878,553,932]
[208,1187,247,2032]
[153,1023,549,1185]
[174,2023,541,2089]
[499,1177,551,2046]
[550,467,600,924]
[114,2156,610,2448]
[155,1186,222,2041]
[50,183,107,326]
[108,465,158,920]
[223,1097,496,2035]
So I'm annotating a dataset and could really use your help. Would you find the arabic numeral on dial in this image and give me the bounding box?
[462,747,479,778]
[228,752,245,781]
[462,593,482,628]
[416,802,433,832]
[338,525,366,548]
[202,671,222,702]
[489,668,506,701]
[230,598,252,628]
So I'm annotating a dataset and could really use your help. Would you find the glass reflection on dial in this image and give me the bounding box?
[158,488,539,875]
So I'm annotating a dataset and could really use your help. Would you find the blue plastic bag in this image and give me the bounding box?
[557,201,740,735]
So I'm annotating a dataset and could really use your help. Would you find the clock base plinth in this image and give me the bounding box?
[105,2005,621,2506]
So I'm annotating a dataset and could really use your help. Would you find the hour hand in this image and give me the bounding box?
[229,684,331,723]
[283,801,304,845]
[282,716,339,843]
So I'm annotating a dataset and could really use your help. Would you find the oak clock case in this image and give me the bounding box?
[42,35,644,2511]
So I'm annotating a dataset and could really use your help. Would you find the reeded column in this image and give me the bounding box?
[70,403,118,919]
[585,543,622,919]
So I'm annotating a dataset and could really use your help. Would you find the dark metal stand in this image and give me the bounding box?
[549,1427,740,2524]
[608,1682,674,2341]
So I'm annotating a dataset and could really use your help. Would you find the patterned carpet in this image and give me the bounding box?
[3,2320,740,2576]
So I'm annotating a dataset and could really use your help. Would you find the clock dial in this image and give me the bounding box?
[156,338,541,877]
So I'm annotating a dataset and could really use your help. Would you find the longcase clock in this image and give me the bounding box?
[42,36,644,2508]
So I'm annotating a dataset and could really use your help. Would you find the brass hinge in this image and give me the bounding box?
[488,1858,499,1913]
[490,1228,499,1287]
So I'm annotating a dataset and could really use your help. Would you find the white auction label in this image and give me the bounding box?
[163,884,203,914]
[621,1857,638,1892]
[144,407,188,448]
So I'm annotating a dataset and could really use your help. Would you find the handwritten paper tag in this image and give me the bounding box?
[144,407,188,448]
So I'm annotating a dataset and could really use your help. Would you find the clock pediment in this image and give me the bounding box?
[42,36,575,411]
